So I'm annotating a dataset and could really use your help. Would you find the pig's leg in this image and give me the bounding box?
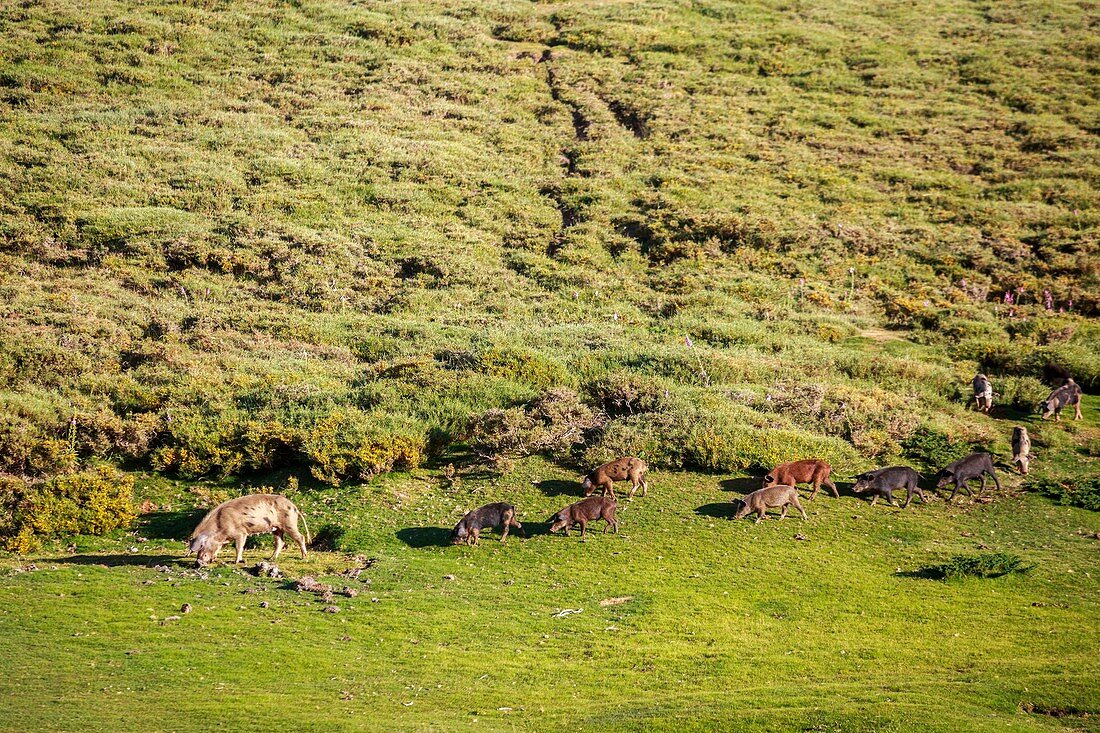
[825,477,839,499]
[902,488,913,509]
[471,528,480,546]
[779,504,789,520]
[755,507,766,524]
[885,488,897,507]
[579,519,587,538]
[603,480,617,500]
[987,469,1001,492]
[1074,399,1082,420]
[500,520,510,543]
[916,486,928,504]
[511,518,525,538]
[978,474,987,496]
[234,534,247,563]
[947,482,961,503]
[640,476,648,497]
[791,495,807,520]
[285,526,308,559]
[807,481,820,501]
[870,493,878,507]
[272,528,285,560]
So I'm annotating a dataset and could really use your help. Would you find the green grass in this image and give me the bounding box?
[1,456,1098,732]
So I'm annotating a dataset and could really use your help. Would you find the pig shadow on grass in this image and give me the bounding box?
[44,553,185,568]
[535,479,581,497]
[695,502,735,519]
[719,477,760,494]
[138,510,205,541]
[396,527,452,548]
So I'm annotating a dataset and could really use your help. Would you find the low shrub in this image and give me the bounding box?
[1,465,136,553]
[302,410,427,485]
[466,388,604,464]
[996,376,1049,411]
[917,552,1031,581]
[901,427,972,471]
[584,372,668,418]
[1026,476,1100,511]
[583,411,861,474]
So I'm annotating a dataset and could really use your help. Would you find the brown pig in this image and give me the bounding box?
[549,495,619,537]
[763,459,838,500]
[582,456,648,500]
[187,494,310,567]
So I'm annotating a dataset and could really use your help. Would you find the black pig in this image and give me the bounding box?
[936,453,1001,503]
[852,466,926,508]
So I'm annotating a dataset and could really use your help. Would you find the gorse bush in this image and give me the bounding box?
[1,466,136,553]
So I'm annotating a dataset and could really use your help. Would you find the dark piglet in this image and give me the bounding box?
[936,453,1001,502]
[451,502,524,545]
[852,466,926,508]
[549,495,618,537]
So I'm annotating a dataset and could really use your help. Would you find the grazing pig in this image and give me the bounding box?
[549,495,618,537]
[1011,427,1032,475]
[935,453,1001,502]
[852,466,926,508]
[187,494,310,567]
[763,459,838,500]
[972,374,993,413]
[732,485,806,524]
[582,456,648,500]
[1040,379,1083,421]
[451,502,524,545]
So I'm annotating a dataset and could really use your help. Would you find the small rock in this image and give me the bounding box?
[162,615,181,623]
[552,608,583,618]
[343,586,359,598]
[321,590,335,603]
[259,601,269,608]
[323,605,340,614]
[443,574,456,581]
[154,565,171,573]
[180,603,192,614]
[794,533,808,541]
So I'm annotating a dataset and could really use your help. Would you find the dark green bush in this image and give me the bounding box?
[901,427,971,471]
[918,552,1031,581]
[1026,476,1100,511]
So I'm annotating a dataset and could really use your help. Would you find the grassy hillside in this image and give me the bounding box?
[1,0,1097,488]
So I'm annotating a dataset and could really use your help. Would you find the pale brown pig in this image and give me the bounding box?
[187,494,310,567]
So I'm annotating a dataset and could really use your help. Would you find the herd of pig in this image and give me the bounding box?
[185,372,1085,564]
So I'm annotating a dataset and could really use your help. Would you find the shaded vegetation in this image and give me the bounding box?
[913,552,1032,581]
